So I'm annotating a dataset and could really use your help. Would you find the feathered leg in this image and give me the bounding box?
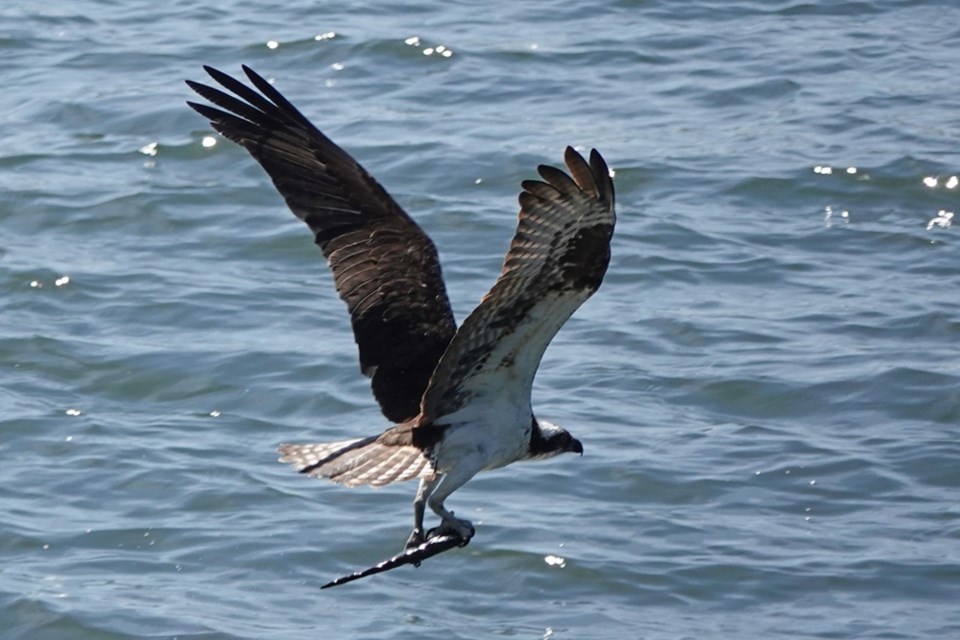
[406,476,441,549]
[424,466,478,540]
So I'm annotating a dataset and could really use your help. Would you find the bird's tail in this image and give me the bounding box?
[278,435,433,488]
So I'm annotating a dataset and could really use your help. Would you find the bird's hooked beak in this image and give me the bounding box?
[568,437,584,457]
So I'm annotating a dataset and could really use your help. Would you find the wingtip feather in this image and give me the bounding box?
[561,146,599,198]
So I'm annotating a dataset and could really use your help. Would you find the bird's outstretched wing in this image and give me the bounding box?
[186,66,456,423]
[419,147,615,422]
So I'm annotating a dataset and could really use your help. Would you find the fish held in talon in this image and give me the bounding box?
[186,65,616,583]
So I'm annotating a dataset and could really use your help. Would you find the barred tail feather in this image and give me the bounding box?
[278,436,433,488]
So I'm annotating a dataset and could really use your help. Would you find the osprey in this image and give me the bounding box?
[187,66,616,549]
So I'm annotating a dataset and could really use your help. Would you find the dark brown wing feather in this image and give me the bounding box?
[419,147,616,422]
[186,66,456,423]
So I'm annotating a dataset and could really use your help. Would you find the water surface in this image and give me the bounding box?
[2,1,959,638]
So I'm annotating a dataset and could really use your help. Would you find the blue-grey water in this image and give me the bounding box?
[2,1,959,638]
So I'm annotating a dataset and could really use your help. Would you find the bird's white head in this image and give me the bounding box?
[528,418,583,460]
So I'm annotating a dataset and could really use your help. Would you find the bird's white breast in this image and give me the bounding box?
[431,400,532,474]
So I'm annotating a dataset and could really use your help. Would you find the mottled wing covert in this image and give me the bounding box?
[420,147,615,422]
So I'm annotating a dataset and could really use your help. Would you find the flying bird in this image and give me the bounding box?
[186,65,615,549]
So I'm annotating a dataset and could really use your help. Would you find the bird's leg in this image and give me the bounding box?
[406,476,440,549]
[427,506,475,542]
[425,471,477,543]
